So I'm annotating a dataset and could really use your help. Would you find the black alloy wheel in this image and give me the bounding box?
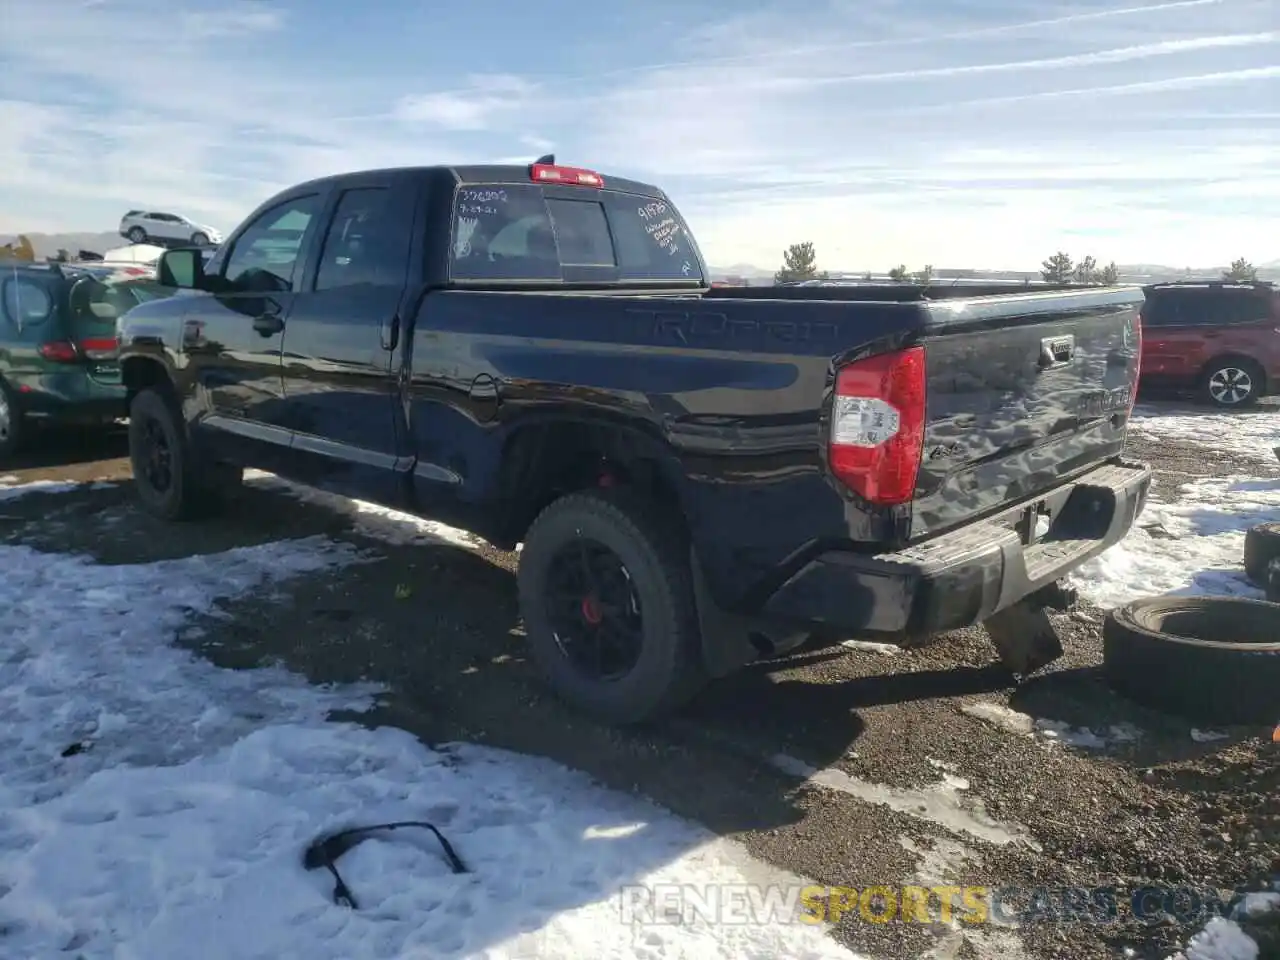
[543,537,645,682]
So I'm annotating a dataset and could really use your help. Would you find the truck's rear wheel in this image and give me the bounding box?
[128,387,239,521]
[517,489,706,724]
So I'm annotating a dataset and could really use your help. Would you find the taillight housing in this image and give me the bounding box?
[827,345,927,506]
[78,336,118,359]
[1130,312,1143,409]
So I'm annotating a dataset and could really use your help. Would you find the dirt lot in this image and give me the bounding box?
[3,418,1278,960]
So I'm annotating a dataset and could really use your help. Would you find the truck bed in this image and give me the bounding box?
[406,284,1143,606]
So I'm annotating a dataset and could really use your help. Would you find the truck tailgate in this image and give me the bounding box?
[911,288,1142,539]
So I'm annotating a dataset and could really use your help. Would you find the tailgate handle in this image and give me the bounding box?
[1039,335,1075,369]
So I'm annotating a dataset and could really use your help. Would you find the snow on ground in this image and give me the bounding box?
[0,480,864,959]
[1130,404,1280,466]
[0,478,80,501]
[1070,473,1280,609]
[959,702,1141,751]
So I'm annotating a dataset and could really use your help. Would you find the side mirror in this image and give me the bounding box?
[157,248,206,289]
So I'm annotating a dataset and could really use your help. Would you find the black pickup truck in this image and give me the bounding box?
[116,157,1151,724]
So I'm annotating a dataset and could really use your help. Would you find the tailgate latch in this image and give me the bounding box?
[1039,334,1075,368]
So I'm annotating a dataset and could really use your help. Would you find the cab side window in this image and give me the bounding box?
[315,188,411,290]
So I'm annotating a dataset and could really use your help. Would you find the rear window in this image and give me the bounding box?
[449,183,702,283]
[1143,287,1272,327]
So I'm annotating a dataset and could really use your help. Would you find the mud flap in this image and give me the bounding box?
[689,546,765,678]
[984,599,1065,679]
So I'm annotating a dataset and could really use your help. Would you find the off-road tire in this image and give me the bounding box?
[128,387,238,521]
[1103,596,1280,726]
[517,488,707,725]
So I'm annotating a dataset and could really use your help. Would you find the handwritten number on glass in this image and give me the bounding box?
[459,189,508,204]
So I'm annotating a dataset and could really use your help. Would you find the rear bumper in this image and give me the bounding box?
[13,373,127,423]
[761,459,1152,635]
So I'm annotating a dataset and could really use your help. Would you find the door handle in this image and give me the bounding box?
[253,314,284,337]
[381,313,399,351]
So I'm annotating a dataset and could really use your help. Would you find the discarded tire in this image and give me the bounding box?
[1268,559,1280,604]
[1103,596,1280,726]
[1243,521,1280,586]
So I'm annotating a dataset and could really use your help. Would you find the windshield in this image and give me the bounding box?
[449,183,704,284]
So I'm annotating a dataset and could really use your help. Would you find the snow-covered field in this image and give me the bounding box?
[1065,407,1280,611]
[1,403,1277,960]
[0,482,859,959]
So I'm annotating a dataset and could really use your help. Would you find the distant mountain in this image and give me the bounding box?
[0,231,122,258]
[710,263,775,280]
[709,260,1280,284]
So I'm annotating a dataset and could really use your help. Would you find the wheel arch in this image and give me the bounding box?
[121,354,177,410]
[491,414,692,549]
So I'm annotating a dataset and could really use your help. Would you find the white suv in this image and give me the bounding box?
[119,210,223,247]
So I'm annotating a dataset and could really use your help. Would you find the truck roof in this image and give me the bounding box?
[287,163,668,201]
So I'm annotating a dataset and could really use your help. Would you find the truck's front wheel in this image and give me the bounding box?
[517,489,706,724]
[129,388,240,521]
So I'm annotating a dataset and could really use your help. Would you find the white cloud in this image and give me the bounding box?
[393,75,537,131]
[578,0,1280,269]
[0,0,1276,272]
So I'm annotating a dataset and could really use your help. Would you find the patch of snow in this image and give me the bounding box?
[840,639,901,655]
[768,754,1034,849]
[0,525,865,957]
[898,839,1028,958]
[1191,729,1230,743]
[1242,892,1280,916]
[1168,916,1260,960]
[1131,406,1280,466]
[960,703,1141,750]
[1165,872,1279,960]
[1070,474,1280,609]
[962,702,1035,735]
[0,479,79,500]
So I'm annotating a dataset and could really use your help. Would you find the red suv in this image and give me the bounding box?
[1139,281,1280,408]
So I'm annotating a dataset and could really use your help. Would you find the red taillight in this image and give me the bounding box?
[1131,313,1143,409]
[38,340,79,363]
[530,163,604,187]
[827,346,926,506]
[79,336,118,358]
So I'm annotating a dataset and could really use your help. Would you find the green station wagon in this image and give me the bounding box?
[0,261,167,457]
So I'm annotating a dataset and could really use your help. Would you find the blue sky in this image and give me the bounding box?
[0,0,1276,271]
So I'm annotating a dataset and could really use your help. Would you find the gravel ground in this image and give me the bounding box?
[2,414,1278,960]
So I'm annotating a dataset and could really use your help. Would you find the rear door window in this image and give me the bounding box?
[448,183,702,283]
[315,187,413,290]
[1143,287,1270,327]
